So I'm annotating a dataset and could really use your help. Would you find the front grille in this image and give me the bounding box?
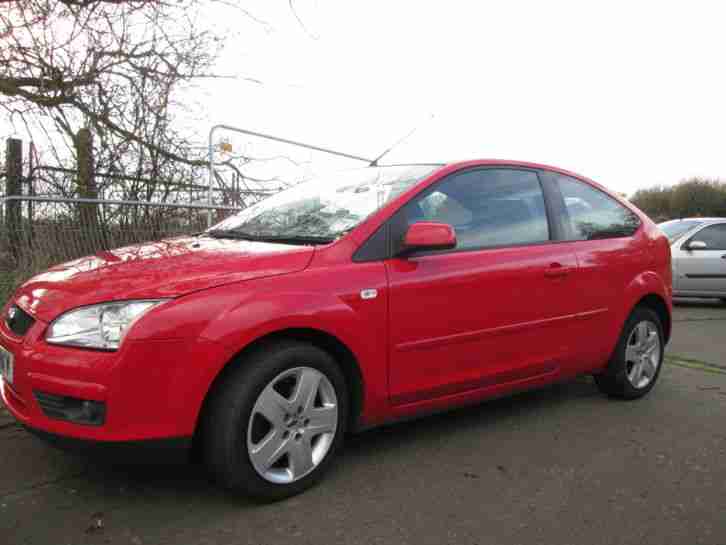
[5,305,35,337]
[34,391,106,426]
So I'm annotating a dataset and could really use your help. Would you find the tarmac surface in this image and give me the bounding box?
[1,299,725,545]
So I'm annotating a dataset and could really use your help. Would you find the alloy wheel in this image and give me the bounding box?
[624,320,661,389]
[246,367,338,484]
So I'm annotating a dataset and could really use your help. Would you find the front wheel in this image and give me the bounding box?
[203,341,348,501]
[595,307,664,399]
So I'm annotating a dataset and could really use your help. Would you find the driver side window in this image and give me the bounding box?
[417,190,473,226]
[398,168,550,252]
[689,224,726,251]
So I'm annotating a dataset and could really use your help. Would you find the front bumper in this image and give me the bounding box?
[0,308,233,443]
[23,424,192,463]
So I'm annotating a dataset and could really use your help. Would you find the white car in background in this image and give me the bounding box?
[658,218,726,302]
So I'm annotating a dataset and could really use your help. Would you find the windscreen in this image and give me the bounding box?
[208,165,440,241]
[658,219,704,242]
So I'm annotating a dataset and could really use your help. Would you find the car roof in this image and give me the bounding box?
[389,159,628,205]
[658,217,726,224]
[421,158,602,185]
[388,159,597,181]
[443,158,577,172]
[388,159,572,171]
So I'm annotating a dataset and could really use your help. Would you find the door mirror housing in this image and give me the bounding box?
[401,222,457,255]
[687,240,707,250]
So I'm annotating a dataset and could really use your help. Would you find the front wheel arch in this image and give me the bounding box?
[193,328,365,459]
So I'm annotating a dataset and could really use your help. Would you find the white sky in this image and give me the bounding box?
[197,0,726,195]
[4,1,725,196]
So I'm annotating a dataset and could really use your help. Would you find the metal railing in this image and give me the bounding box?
[207,124,374,226]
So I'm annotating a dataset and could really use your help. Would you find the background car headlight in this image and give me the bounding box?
[46,300,168,350]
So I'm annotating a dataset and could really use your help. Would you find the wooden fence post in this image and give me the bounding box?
[75,128,103,252]
[5,138,22,262]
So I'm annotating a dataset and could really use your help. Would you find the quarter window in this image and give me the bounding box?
[555,175,640,240]
[399,169,550,251]
[689,224,726,250]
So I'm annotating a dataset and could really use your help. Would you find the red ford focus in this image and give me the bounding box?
[0,160,671,500]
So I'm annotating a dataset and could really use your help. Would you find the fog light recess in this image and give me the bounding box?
[34,391,106,426]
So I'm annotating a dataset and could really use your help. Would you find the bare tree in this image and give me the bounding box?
[1,0,292,211]
[0,0,232,164]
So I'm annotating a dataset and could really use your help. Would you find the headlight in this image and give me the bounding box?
[46,300,168,350]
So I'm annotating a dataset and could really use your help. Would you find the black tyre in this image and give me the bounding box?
[203,340,348,501]
[594,306,664,400]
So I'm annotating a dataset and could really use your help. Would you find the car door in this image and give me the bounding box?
[385,168,580,405]
[543,171,646,370]
[675,223,726,295]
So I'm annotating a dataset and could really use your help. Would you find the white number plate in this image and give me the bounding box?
[0,346,14,385]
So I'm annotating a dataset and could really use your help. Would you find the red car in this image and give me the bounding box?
[0,160,671,500]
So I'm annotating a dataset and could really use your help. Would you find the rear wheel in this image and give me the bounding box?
[203,341,348,501]
[595,307,664,399]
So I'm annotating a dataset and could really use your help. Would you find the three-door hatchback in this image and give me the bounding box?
[1,160,672,500]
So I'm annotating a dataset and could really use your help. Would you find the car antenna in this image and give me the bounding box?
[369,113,435,166]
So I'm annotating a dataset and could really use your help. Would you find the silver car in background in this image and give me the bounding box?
[658,218,726,302]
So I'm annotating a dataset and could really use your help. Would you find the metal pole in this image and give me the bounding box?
[206,124,375,228]
[207,125,216,228]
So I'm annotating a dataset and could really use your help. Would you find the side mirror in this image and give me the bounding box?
[401,222,456,255]
[688,240,707,250]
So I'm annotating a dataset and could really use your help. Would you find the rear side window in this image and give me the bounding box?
[689,224,726,250]
[555,175,640,240]
[399,168,550,251]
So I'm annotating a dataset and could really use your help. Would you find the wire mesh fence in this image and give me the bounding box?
[0,196,242,303]
[1,130,355,304]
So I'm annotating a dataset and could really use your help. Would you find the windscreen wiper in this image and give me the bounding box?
[252,234,336,245]
[205,229,262,240]
[205,230,334,245]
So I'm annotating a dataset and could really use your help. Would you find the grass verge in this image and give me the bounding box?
[665,355,726,375]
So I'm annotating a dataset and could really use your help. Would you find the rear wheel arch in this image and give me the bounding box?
[595,305,665,399]
[622,270,671,344]
[195,328,365,445]
[633,293,671,343]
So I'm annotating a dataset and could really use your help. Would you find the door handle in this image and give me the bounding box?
[721,254,726,259]
[544,263,573,278]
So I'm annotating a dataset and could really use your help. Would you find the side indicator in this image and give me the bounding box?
[360,289,378,300]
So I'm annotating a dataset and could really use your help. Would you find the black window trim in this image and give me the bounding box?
[352,222,390,263]
[353,166,566,262]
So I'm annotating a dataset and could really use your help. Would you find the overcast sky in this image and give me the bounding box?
[4,1,724,196]
[196,0,726,195]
